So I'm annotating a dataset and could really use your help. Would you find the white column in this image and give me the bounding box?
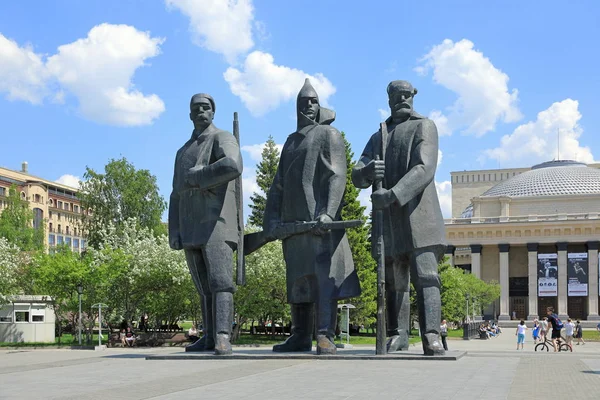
[527,243,539,320]
[557,242,568,319]
[470,244,482,279]
[587,241,600,320]
[498,244,510,321]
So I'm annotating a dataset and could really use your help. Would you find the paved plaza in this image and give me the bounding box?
[1,333,599,400]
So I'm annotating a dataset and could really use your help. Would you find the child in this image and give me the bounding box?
[532,319,540,342]
[575,320,585,345]
[515,320,527,350]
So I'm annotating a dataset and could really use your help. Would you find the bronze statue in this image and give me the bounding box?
[264,79,361,355]
[352,80,446,355]
[169,93,243,355]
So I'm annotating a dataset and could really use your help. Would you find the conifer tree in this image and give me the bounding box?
[248,136,280,227]
[340,133,377,329]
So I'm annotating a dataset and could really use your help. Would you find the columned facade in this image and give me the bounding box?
[588,241,600,320]
[526,243,539,320]
[498,244,510,320]
[470,244,482,279]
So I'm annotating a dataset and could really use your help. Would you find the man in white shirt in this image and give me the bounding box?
[564,318,575,346]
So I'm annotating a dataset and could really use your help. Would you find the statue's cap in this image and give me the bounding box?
[190,93,215,111]
[297,78,319,101]
[387,80,417,96]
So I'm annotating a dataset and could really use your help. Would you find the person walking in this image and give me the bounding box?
[440,320,449,351]
[575,320,585,345]
[540,316,548,341]
[532,319,540,343]
[564,318,575,347]
[515,320,527,350]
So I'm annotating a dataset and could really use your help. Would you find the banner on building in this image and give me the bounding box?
[567,252,588,296]
[538,253,558,296]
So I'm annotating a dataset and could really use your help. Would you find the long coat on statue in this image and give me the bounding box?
[353,112,446,258]
[264,109,361,304]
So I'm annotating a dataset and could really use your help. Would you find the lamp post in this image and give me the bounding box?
[77,283,83,345]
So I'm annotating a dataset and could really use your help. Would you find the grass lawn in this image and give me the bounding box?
[0,333,109,347]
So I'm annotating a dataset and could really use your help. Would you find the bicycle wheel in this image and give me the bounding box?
[559,343,572,352]
[535,342,549,352]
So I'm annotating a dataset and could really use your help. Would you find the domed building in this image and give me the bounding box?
[445,160,600,322]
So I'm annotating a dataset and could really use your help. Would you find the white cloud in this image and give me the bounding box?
[224,51,336,116]
[378,108,388,121]
[46,23,165,126]
[437,149,443,167]
[0,33,49,104]
[241,141,283,163]
[166,0,254,64]
[481,99,594,166]
[55,174,81,189]
[429,110,451,136]
[417,39,522,137]
[435,180,452,218]
[0,24,165,126]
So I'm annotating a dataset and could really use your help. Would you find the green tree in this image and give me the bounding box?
[85,219,190,330]
[233,226,288,340]
[438,259,500,324]
[78,158,167,248]
[340,133,377,329]
[0,185,44,251]
[248,136,280,227]
[0,238,22,304]
[31,245,88,342]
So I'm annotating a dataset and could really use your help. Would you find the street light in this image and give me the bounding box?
[77,283,83,345]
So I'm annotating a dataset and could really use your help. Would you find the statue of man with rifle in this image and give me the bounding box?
[352,80,447,355]
[254,78,361,355]
[168,93,244,355]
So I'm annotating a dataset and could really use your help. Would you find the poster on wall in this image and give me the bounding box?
[567,252,588,296]
[538,253,558,296]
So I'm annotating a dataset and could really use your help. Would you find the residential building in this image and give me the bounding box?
[0,162,86,252]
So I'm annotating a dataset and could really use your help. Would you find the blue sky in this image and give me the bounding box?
[1,0,598,219]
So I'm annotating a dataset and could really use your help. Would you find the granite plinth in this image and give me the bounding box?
[145,347,466,361]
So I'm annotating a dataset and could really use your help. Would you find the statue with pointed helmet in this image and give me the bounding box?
[263,78,361,355]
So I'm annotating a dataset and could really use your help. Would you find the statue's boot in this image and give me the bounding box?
[185,295,214,352]
[386,329,409,352]
[316,301,337,355]
[423,333,445,356]
[213,292,233,356]
[273,304,313,352]
[386,288,410,352]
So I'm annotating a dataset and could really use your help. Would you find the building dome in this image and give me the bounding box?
[460,160,600,218]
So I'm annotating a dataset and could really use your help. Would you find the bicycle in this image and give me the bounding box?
[534,335,572,352]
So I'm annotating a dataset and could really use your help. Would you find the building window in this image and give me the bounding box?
[65,237,72,248]
[66,226,70,235]
[81,240,86,250]
[34,194,41,203]
[49,222,53,232]
[21,191,26,200]
[49,234,55,246]
[73,238,79,249]
[15,311,30,323]
[58,213,61,221]
[0,307,12,323]
[57,201,63,209]
[33,208,43,230]
[32,314,44,322]
[74,205,79,213]
[0,187,6,197]
[74,227,77,236]
[57,236,64,245]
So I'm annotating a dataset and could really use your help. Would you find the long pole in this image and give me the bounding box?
[233,112,245,285]
[375,122,388,355]
[78,292,82,345]
[98,306,102,348]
